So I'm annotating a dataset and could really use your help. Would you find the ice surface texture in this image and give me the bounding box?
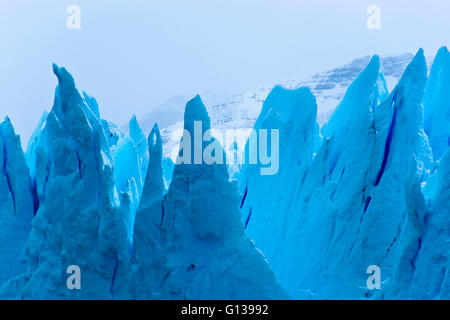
[0,48,450,299]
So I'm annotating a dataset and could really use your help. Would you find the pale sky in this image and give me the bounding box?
[1,0,449,145]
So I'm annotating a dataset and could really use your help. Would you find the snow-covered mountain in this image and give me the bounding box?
[138,53,432,162]
[124,91,228,135]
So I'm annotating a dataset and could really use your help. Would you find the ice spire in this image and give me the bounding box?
[129,115,149,182]
[1,65,131,299]
[140,95,288,299]
[238,85,317,296]
[388,147,450,299]
[132,123,167,299]
[0,118,35,288]
[423,46,450,161]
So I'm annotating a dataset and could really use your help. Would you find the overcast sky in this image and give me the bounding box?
[1,0,449,144]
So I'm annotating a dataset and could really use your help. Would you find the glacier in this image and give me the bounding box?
[0,64,286,300]
[0,118,35,289]
[238,49,444,299]
[132,96,287,299]
[0,47,449,299]
[423,46,450,162]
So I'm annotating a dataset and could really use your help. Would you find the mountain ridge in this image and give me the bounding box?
[132,53,433,162]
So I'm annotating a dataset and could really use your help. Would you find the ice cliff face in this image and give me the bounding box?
[0,118,35,288]
[131,123,167,299]
[0,48,449,300]
[423,47,450,161]
[0,65,286,300]
[239,55,391,298]
[238,50,440,299]
[238,85,318,295]
[132,96,288,299]
[1,65,132,299]
[398,148,450,299]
